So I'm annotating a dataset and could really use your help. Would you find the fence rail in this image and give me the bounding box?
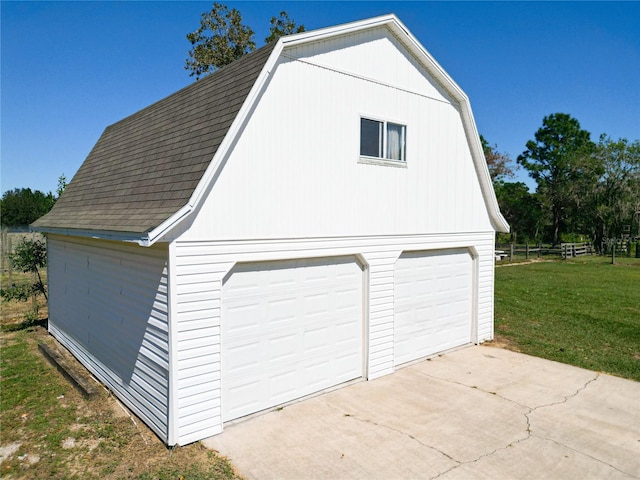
[495,242,593,262]
[561,242,593,259]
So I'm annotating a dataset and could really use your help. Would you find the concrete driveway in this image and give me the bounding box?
[203,346,640,480]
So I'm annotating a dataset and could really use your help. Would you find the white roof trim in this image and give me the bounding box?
[145,14,508,245]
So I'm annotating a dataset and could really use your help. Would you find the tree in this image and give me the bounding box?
[588,135,640,248]
[0,188,55,227]
[56,174,67,199]
[480,135,515,183]
[494,182,543,243]
[517,113,595,244]
[185,2,256,79]
[265,11,305,43]
[0,237,48,302]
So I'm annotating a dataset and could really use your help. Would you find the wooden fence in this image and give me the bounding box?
[496,242,593,262]
[561,242,593,259]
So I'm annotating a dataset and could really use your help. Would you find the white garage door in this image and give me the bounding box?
[221,256,363,422]
[394,249,473,366]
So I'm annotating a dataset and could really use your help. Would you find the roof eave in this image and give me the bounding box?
[32,225,151,245]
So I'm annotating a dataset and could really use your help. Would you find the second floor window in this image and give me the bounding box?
[360,118,406,162]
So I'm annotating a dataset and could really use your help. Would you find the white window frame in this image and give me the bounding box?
[359,116,407,168]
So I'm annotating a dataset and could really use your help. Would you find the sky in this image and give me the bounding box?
[2,1,639,195]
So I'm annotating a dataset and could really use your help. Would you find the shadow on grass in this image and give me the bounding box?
[2,317,48,332]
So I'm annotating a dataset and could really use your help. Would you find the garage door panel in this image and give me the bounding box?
[394,249,473,366]
[222,257,363,422]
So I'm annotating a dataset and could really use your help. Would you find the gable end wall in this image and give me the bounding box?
[181,27,493,241]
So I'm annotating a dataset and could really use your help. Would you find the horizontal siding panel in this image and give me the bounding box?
[178,405,222,427]
[175,272,221,286]
[178,363,221,382]
[174,308,220,324]
[177,328,219,342]
[179,372,220,391]
[178,390,219,409]
[176,290,219,305]
[174,232,496,443]
[177,335,220,352]
[370,294,394,306]
[369,351,394,366]
[370,303,394,315]
[370,313,394,325]
[176,299,220,314]
[177,346,220,362]
[175,282,218,296]
[176,264,230,276]
[47,235,170,443]
[370,322,394,335]
[178,352,220,370]
[370,333,394,348]
[178,418,222,440]
[176,320,219,335]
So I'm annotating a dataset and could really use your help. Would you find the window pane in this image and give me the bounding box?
[360,118,382,157]
[387,123,405,161]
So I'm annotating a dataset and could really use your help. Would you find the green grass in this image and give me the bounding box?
[495,256,640,381]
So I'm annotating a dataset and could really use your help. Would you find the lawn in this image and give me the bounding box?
[494,255,640,382]
[0,325,241,479]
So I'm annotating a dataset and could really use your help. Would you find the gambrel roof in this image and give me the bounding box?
[34,15,508,243]
[33,42,276,236]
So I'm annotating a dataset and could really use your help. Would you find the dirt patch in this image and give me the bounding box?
[495,258,554,268]
[0,443,21,463]
[482,335,521,352]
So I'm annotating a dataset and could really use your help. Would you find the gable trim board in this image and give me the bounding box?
[34,15,508,446]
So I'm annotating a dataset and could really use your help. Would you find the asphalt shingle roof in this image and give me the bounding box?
[33,43,276,235]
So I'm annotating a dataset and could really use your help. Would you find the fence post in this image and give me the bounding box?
[7,237,13,286]
[0,230,5,272]
[525,243,529,260]
[611,244,616,265]
[510,243,514,262]
[537,243,541,258]
[32,270,38,313]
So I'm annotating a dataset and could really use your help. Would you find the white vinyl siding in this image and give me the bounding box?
[172,233,494,443]
[47,235,170,442]
[394,249,473,366]
[221,257,363,421]
[180,27,491,242]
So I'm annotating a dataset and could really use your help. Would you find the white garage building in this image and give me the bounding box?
[33,15,509,446]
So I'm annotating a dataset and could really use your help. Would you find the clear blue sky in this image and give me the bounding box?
[2,1,639,195]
